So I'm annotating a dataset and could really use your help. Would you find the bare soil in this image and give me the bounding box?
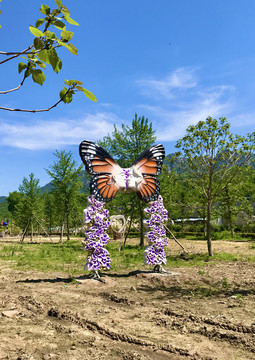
[0,239,255,360]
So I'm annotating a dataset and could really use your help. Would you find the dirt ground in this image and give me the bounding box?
[0,239,254,360]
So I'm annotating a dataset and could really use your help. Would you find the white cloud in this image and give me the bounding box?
[136,69,235,142]
[0,68,242,150]
[230,112,255,129]
[0,112,118,150]
[136,67,198,100]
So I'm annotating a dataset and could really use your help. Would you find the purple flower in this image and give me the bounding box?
[143,196,168,266]
[123,169,130,189]
[83,195,111,272]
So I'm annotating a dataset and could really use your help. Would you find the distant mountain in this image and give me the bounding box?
[0,198,8,219]
[40,170,90,194]
[40,182,54,193]
[0,196,7,204]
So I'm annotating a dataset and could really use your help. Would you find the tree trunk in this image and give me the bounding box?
[139,201,144,247]
[206,200,213,256]
[228,206,234,238]
[66,213,70,240]
[203,204,207,238]
[30,219,33,243]
[60,223,64,244]
[226,187,234,238]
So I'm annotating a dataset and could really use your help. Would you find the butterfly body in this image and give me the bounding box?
[79,140,165,202]
[112,166,143,191]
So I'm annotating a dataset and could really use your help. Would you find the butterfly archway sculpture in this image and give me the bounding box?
[79,140,165,202]
[79,140,169,278]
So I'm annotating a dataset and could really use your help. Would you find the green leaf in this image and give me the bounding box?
[44,30,56,39]
[54,20,66,30]
[61,6,70,17]
[57,39,69,49]
[64,16,79,26]
[60,88,67,98]
[65,93,73,103]
[60,87,73,103]
[55,0,63,7]
[32,69,46,85]
[82,88,97,102]
[49,48,62,73]
[60,30,73,42]
[64,79,83,86]
[67,43,78,55]
[36,18,45,28]
[18,62,27,73]
[24,69,32,78]
[57,40,77,55]
[75,85,84,91]
[40,5,51,15]
[36,61,47,69]
[54,58,62,73]
[33,37,44,50]
[37,49,51,65]
[29,26,44,37]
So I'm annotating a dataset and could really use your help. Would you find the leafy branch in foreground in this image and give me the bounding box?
[0,0,97,112]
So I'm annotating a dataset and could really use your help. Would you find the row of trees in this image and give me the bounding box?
[4,115,255,256]
[7,151,87,242]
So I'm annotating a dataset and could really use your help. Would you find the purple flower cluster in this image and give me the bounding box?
[83,196,111,271]
[123,169,130,189]
[143,195,168,266]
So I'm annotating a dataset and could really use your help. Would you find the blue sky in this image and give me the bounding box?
[1,0,255,195]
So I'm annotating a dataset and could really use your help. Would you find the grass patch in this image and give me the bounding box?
[0,240,254,275]
[0,241,85,275]
[106,242,144,271]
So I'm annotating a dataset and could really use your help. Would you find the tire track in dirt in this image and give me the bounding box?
[47,306,215,360]
[154,308,255,353]
[99,292,135,306]
[164,308,255,334]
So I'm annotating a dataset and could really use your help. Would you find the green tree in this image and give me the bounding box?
[175,116,255,256]
[18,173,42,242]
[42,192,56,236]
[218,166,254,236]
[7,191,23,216]
[160,168,192,221]
[100,114,156,167]
[46,150,83,241]
[0,0,96,113]
[99,114,157,247]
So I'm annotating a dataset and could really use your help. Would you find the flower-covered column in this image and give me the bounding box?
[143,195,169,273]
[82,196,111,278]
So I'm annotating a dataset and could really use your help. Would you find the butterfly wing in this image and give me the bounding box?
[132,144,165,202]
[90,174,119,202]
[79,140,121,202]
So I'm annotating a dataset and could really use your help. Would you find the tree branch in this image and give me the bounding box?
[0,45,34,65]
[0,88,73,112]
[0,74,27,94]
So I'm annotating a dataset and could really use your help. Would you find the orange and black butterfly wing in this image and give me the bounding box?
[79,140,121,202]
[137,175,160,202]
[133,144,165,202]
[90,174,119,202]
